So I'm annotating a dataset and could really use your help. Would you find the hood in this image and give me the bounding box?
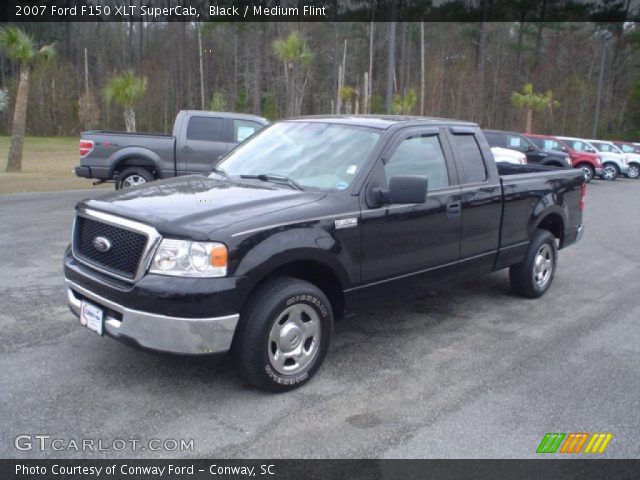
[80,175,324,240]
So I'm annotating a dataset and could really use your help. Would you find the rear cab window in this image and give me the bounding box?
[451,134,487,184]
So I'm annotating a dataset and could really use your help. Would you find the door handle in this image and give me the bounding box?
[446,202,461,219]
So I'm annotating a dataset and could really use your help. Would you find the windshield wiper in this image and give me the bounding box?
[239,174,304,191]
[210,166,228,177]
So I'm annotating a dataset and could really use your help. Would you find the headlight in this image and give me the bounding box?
[150,239,227,277]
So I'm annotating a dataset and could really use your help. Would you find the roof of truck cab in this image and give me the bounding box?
[179,110,269,122]
[284,115,478,129]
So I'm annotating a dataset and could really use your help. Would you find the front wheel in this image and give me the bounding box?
[232,277,333,392]
[601,163,618,181]
[626,163,640,179]
[509,230,558,299]
[577,164,595,183]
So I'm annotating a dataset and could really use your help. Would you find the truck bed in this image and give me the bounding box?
[495,162,584,269]
[83,130,172,138]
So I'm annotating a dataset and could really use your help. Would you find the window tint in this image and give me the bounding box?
[452,134,487,183]
[186,116,226,142]
[233,120,263,143]
[484,132,504,148]
[528,137,544,149]
[385,134,449,190]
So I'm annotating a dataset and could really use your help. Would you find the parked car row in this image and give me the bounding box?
[74,112,639,189]
[484,127,639,183]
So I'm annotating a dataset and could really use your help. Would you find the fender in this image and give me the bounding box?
[531,202,567,236]
[108,146,165,178]
[230,225,353,296]
[540,156,566,167]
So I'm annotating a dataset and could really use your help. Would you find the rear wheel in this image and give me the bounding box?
[116,167,155,189]
[510,230,558,299]
[601,163,618,181]
[232,277,333,392]
[576,163,594,183]
[626,163,640,179]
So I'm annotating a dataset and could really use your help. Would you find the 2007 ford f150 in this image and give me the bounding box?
[75,110,269,189]
[64,116,586,391]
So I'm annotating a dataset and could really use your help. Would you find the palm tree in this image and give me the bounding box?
[393,88,418,115]
[273,32,313,117]
[103,71,147,132]
[511,83,560,133]
[0,26,55,172]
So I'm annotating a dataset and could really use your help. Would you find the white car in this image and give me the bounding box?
[558,136,627,181]
[490,147,527,165]
[612,141,640,179]
[586,139,629,181]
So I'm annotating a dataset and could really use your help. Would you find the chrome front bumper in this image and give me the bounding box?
[66,280,239,355]
[575,225,585,244]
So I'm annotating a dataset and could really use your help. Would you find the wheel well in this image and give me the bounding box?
[603,161,620,172]
[545,161,564,167]
[258,261,346,321]
[574,162,593,170]
[113,158,157,177]
[537,213,564,246]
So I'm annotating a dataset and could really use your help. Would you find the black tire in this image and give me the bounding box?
[509,230,558,299]
[601,163,618,181]
[576,163,595,183]
[116,167,155,189]
[232,277,333,392]
[627,163,640,179]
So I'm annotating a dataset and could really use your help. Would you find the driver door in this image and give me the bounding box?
[359,128,462,288]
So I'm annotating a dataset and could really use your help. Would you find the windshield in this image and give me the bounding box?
[542,139,564,151]
[618,143,639,153]
[214,122,382,190]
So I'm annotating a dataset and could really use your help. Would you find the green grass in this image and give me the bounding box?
[0,136,108,194]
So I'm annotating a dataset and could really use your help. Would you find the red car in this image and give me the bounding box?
[525,133,603,182]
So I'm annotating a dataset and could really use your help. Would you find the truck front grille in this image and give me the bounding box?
[73,216,148,280]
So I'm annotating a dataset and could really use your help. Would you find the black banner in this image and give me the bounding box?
[1,0,639,23]
[2,459,640,480]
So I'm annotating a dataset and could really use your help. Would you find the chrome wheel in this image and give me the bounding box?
[532,244,554,289]
[268,304,321,375]
[122,175,148,187]
[580,166,594,182]
[602,165,617,181]
[627,164,640,179]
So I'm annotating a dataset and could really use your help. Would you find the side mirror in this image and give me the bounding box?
[526,145,536,152]
[374,175,428,205]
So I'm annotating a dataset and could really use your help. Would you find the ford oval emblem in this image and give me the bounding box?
[92,236,112,253]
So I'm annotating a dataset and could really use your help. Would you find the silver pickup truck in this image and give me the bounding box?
[75,110,269,189]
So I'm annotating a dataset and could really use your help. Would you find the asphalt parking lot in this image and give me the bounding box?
[1,179,639,459]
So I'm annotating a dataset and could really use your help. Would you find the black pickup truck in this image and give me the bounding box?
[64,116,585,391]
[76,110,268,189]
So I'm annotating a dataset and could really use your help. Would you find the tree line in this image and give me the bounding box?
[1,21,639,147]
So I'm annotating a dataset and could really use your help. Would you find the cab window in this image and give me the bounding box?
[452,134,487,183]
[385,134,450,190]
